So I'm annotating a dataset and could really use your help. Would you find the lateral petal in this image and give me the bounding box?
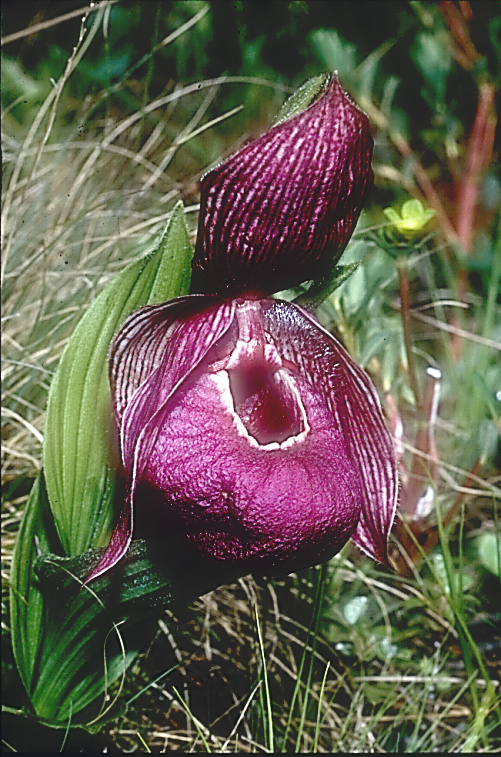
[263,300,398,564]
[86,296,236,580]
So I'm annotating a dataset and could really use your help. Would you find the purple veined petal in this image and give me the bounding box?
[111,295,223,424]
[112,296,236,469]
[262,300,398,565]
[192,73,374,295]
[85,296,237,582]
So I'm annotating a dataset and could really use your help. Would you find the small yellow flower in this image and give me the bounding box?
[384,199,435,241]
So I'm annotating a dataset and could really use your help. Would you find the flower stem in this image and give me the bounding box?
[397,257,420,406]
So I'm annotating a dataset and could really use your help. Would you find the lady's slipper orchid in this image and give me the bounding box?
[88,296,397,582]
[192,74,373,296]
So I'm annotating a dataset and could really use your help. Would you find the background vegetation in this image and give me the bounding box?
[2,1,500,751]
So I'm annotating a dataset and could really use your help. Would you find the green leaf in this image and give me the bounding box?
[272,73,330,126]
[11,471,244,727]
[43,202,193,556]
[358,330,392,370]
[380,75,400,119]
[476,532,501,579]
[9,474,52,697]
[9,203,209,726]
[356,43,395,103]
[295,261,362,310]
[10,471,152,725]
[310,30,357,83]
[28,536,244,724]
[414,31,451,102]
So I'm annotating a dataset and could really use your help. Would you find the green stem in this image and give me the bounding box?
[397,256,420,406]
[295,563,327,752]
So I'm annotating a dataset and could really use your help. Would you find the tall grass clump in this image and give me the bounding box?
[2,1,500,752]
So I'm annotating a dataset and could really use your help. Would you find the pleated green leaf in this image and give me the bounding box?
[43,201,193,556]
[10,202,195,725]
[9,474,52,697]
[10,471,143,726]
[13,488,244,725]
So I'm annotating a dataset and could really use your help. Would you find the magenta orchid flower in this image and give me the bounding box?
[192,74,373,295]
[87,296,397,581]
[86,73,398,583]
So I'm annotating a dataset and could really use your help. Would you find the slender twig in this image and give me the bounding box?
[438,1,480,69]
[455,81,497,312]
[439,1,497,374]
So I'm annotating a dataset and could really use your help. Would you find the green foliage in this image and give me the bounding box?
[11,471,244,725]
[310,30,357,83]
[413,30,452,105]
[9,204,201,724]
[476,531,501,579]
[43,202,193,556]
